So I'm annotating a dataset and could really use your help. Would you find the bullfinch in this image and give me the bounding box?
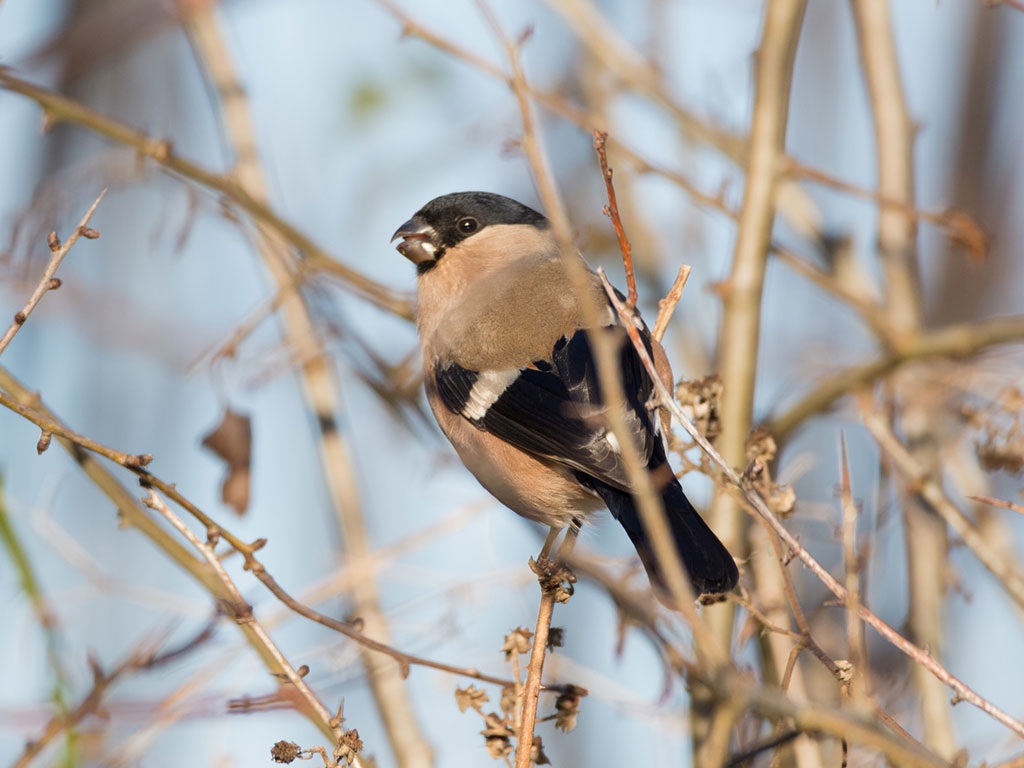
[392,191,738,597]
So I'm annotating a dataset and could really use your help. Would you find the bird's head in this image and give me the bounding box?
[392,191,550,274]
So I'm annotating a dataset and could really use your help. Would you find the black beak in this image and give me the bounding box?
[391,216,440,266]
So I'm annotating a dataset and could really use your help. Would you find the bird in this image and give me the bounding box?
[392,191,738,597]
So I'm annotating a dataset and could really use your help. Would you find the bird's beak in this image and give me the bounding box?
[391,216,440,267]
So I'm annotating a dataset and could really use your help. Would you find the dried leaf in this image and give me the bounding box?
[454,685,489,714]
[201,409,252,515]
[484,735,512,760]
[499,685,517,715]
[554,686,584,733]
[676,375,723,442]
[481,711,514,759]
[501,628,533,659]
[531,735,551,765]
[270,741,300,764]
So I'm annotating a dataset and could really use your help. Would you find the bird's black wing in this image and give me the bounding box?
[434,324,657,490]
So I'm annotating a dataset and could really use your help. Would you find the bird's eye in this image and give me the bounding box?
[457,217,479,234]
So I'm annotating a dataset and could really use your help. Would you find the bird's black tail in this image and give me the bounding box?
[583,470,738,597]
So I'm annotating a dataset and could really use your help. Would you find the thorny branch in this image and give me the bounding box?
[598,270,1024,740]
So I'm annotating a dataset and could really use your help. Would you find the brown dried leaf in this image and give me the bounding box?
[743,426,795,516]
[531,735,551,765]
[499,685,517,715]
[454,685,489,714]
[484,735,513,760]
[270,741,301,764]
[201,408,252,515]
[501,627,533,659]
[335,729,363,765]
[481,711,514,758]
[676,375,723,442]
[554,685,585,733]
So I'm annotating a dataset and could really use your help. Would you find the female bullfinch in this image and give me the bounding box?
[393,191,738,596]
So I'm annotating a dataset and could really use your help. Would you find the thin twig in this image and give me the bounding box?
[592,273,725,665]
[180,7,430,764]
[0,189,105,358]
[14,652,143,768]
[0,390,152,467]
[860,401,1024,610]
[786,157,987,260]
[593,130,637,307]
[651,265,691,343]
[0,69,412,319]
[838,435,869,708]
[141,490,354,763]
[599,272,1024,739]
[474,0,719,653]
[702,6,809,758]
[0,364,354,746]
[970,495,1024,516]
[767,313,1024,439]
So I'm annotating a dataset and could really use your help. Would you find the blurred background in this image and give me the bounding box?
[1,1,1023,766]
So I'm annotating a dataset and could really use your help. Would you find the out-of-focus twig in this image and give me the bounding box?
[0,479,76,763]
[703,1,813,765]
[179,5,431,765]
[767,314,1024,439]
[971,495,1024,516]
[14,650,145,768]
[0,69,413,319]
[786,157,987,260]
[141,489,356,763]
[541,0,742,158]
[0,189,105,358]
[600,275,1024,740]
[838,436,869,708]
[860,402,1024,610]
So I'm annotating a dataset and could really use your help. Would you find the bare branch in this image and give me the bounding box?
[599,272,1024,740]
[0,189,105,358]
[0,69,412,319]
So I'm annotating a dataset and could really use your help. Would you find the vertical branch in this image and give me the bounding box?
[697,0,810,761]
[514,529,570,768]
[0,365,347,745]
[179,5,433,766]
[849,0,922,334]
[593,131,638,307]
[850,0,954,757]
[838,436,869,708]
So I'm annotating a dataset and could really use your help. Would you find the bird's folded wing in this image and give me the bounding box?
[433,326,657,491]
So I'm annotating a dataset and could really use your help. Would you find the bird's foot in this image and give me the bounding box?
[529,556,576,604]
